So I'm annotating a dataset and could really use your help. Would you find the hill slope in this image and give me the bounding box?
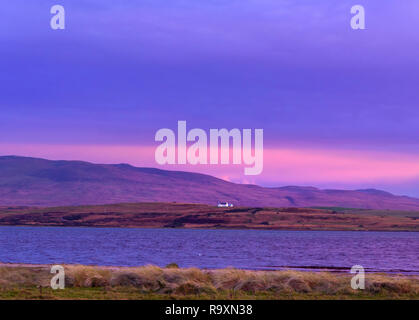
[1,155,419,210]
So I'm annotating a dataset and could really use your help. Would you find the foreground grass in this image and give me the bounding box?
[0,264,418,300]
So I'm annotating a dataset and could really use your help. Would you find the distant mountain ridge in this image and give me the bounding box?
[1,155,419,210]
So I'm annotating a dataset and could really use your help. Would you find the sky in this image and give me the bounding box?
[1,0,419,196]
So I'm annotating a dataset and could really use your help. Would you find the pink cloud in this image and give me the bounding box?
[262,148,419,184]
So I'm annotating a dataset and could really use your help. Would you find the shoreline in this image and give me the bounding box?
[1,262,417,275]
[0,203,418,232]
[1,223,418,232]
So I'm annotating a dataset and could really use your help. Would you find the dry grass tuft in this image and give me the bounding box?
[0,264,418,299]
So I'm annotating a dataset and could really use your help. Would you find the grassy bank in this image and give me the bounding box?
[0,264,418,300]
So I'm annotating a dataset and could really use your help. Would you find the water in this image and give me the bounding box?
[0,226,418,273]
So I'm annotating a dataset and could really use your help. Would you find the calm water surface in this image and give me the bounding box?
[0,226,418,273]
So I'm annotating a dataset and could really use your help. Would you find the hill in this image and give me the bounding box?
[1,155,419,210]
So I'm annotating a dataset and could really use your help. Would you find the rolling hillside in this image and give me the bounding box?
[1,155,419,210]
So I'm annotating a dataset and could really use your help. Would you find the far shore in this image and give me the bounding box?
[0,202,418,232]
[1,224,418,233]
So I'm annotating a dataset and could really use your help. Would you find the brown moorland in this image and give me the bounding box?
[0,202,418,231]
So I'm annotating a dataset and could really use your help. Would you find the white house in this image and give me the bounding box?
[217,202,234,208]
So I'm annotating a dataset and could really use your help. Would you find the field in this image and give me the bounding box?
[0,202,418,231]
[0,264,418,300]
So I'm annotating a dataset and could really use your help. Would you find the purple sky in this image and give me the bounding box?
[1,1,419,196]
